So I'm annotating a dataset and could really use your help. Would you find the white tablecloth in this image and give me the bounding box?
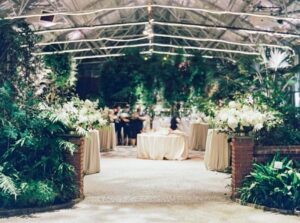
[98,123,116,152]
[189,122,209,151]
[152,117,171,130]
[204,129,229,171]
[137,131,189,160]
[84,130,100,175]
[153,117,190,135]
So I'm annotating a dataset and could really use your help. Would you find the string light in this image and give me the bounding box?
[72,50,236,63]
[31,34,294,55]
[34,22,148,34]
[5,4,300,23]
[33,42,259,56]
[32,20,300,39]
[153,21,300,38]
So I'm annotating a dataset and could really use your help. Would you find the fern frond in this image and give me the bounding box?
[58,139,77,154]
[0,172,19,200]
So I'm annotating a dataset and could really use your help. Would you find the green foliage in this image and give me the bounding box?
[239,155,300,210]
[250,50,300,145]
[255,124,300,146]
[0,19,39,85]
[99,49,142,107]
[0,19,77,208]
[44,53,77,103]
[0,83,77,208]
[0,169,19,200]
[97,49,207,114]
[188,96,217,117]
[16,180,57,208]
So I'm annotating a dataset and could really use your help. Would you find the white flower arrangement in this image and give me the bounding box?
[214,96,282,135]
[42,98,108,136]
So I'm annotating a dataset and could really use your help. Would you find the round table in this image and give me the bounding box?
[84,129,101,175]
[137,132,189,160]
[189,122,209,151]
[204,129,229,171]
[98,123,116,152]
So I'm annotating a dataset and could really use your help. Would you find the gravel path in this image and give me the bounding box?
[1,147,299,223]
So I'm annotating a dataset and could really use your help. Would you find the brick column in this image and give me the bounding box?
[231,136,254,197]
[64,136,85,199]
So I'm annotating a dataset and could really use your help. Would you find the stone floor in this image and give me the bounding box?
[1,147,299,223]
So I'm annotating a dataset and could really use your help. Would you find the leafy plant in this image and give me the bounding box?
[16,180,57,208]
[0,19,78,208]
[239,155,300,210]
[0,169,19,200]
[44,53,77,103]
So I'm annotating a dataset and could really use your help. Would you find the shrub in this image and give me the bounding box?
[239,155,300,210]
[0,180,57,208]
[17,180,57,208]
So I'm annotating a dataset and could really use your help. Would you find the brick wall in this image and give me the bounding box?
[231,140,300,198]
[64,136,85,199]
[231,137,254,197]
[254,146,300,163]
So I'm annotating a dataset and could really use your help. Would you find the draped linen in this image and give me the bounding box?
[189,122,209,151]
[204,129,229,171]
[84,130,101,175]
[137,131,189,160]
[98,123,116,152]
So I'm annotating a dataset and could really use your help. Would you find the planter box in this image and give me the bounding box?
[234,199,299,216]
[0,198,82,218]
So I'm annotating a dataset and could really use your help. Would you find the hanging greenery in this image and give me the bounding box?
[44,53,77,103]
[95,49,208,113]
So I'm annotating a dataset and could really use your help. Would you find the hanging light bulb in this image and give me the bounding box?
[142,22,154,39]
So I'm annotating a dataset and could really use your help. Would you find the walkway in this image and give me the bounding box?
[1,147,299,223]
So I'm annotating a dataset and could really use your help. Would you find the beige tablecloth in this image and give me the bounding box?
[189,122,209,151]
[98,123,116,152]
[204,129,229,171]
[84,130,100,175]
[137,132,189,160]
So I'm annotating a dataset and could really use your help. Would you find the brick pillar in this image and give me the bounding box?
[231,136,254,197]
[64,136,85,199]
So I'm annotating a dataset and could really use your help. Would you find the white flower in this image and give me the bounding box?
[228,101,237,109]
[253,123,263,131]
[213,96,282,134]
[227,116,238,130]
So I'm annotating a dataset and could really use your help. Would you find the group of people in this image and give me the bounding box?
[110,104,147,146]
[109,103,184,146]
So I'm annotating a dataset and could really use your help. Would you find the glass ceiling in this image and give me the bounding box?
[1,0,299,61]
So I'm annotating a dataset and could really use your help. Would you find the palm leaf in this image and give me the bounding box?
[268,49,291,71]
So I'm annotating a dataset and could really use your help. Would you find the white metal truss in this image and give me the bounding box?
[3,0,299,60]
[32,42,261,56]
[5,3,300,22]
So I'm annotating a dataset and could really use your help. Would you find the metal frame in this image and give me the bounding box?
[2,0,299,61]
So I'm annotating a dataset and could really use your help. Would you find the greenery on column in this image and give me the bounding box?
[44,53,77,103]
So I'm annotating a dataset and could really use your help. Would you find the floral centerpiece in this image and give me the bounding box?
[41,98,108,136]
[214,95,282,136]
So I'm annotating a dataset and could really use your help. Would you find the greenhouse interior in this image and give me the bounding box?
[0,0,300,222]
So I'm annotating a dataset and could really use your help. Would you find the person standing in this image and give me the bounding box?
[113,105,122,145]
[120,104,131,146]
[130,107,146,146]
